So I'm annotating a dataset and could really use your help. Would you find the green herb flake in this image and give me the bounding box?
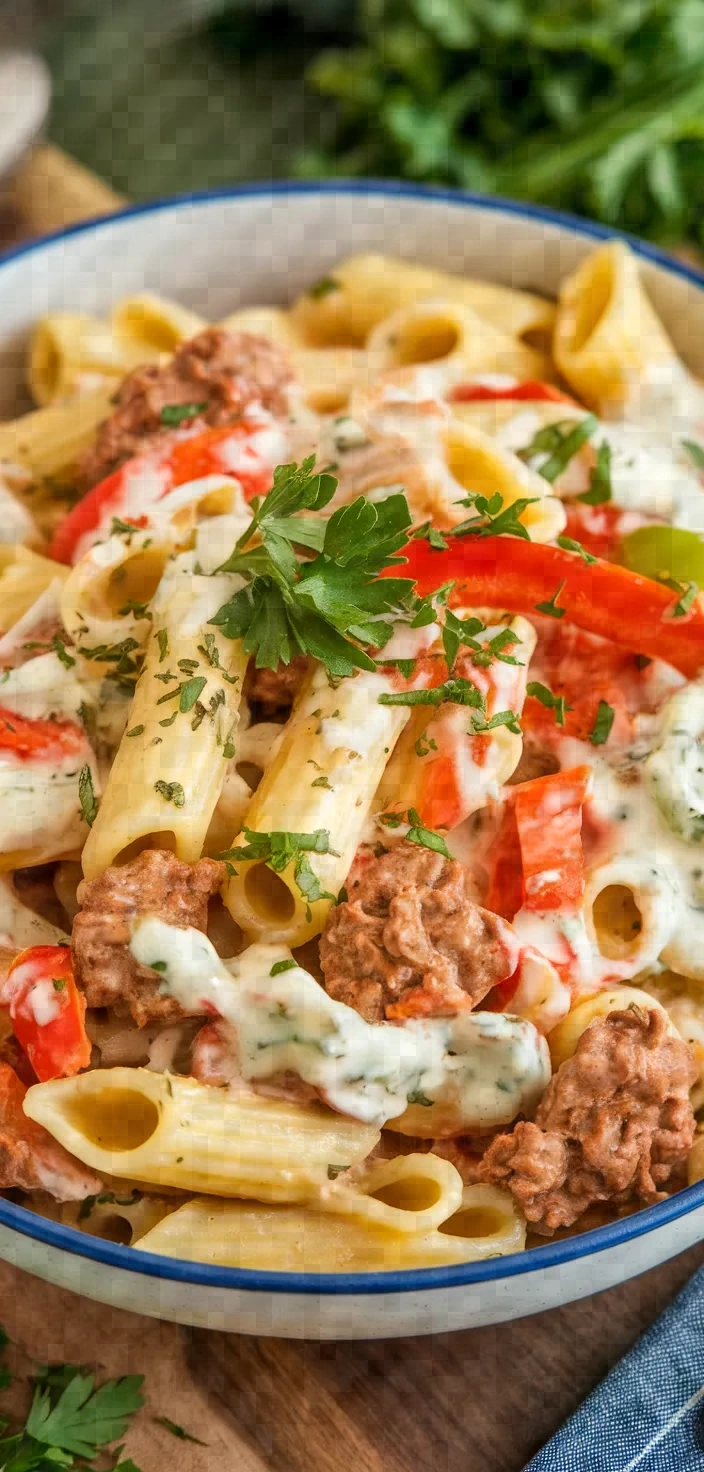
[270,959,298,976]
[154,780,185,808]
[78,766,99,827]
[156,629,169,663]
[406,1089,434,1107]
[526,680,573,727]
[556,535,597,565]
[578,439,613,505]
[406,808,452,860]
[684,439,704,470]
[126,724,145,738]
[159,402,208,427]
[535,580,567,619]
[308,275,340,299]
[589,700,616,745]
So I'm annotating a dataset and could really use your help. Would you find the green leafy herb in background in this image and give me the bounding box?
[297,0,704,245]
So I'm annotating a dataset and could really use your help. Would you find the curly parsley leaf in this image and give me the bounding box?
[451,490,538,541]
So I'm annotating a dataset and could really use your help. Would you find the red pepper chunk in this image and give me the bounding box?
[399,537,704,679]
[0,708,87,761]
[1,946,91,1081]
[448,381,575,405]
[514,767,592,913]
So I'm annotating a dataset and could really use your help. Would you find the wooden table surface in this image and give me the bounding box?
[1,149,703,1472]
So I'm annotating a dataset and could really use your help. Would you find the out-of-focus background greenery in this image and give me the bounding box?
[9,0,704,246]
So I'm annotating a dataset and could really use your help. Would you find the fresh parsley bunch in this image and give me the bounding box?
[299,0,704,244]
[210,455,417,675]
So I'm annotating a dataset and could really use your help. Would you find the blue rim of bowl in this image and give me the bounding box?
[1,179,704,1296]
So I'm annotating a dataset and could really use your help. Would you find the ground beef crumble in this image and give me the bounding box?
[80,326,294,488]
[71,849,225,1025]
[319,841,519,1022]
[479,1007,696,1234]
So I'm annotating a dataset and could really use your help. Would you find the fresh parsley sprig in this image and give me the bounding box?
[218,826,339,916]
[519,416,597,483]
[377,676,485,710]
[210,457,417,678]
[442,608,522,672]
[450,490,539,541]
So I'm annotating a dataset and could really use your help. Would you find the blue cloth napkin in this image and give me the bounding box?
[525,1265,704,1471]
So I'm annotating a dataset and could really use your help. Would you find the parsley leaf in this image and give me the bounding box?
[470,709,522,735]
[451,490,538,541]
[672,579,698,616]
[78,766,99,826]
[160,402,208,426]
[270,959,297,976]
[589,700,616,745]
[527,680,572,726]
[154,780,185,807]
[219,827,338,909]
[154,1416,208,1446]
[25,1371,144,1459]
[378,676,484,709]
[683,438,704,470]
[556,535,597,564]
[415,730,438,756]
[519,415,597,483]
[406,809,452,859]
[406,1089,434,1107]
[535,580,567,619]
[308,275,340,298]
[577,439,613,505]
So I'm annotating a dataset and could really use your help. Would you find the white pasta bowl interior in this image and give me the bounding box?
[1,184,704,1339]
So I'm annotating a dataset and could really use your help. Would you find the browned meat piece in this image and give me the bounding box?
[72,849,225,1025]
[480,1007,696,1234]
[243,655,310,716]
[0,1062,102,1200]
[319,842,518,1022]
[80,327,294,488]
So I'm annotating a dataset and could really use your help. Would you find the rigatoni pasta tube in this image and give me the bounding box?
[224,663,410,945]
[132,1181,525,1271]
[443,421,565,542]
[554,241,684,415]
[290,253,555,346]
[111,293,206,355]
[366,299,548,390]
[0,386,115,480]
[81,556,247,878]
[28,313,151,406]
[61,526,169,654]
[23,1067,379,1201]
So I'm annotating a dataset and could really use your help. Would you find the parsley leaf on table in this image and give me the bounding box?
[24,1372,144,1459]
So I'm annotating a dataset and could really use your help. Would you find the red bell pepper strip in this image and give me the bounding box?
[50,418,281,564]
[0,708,87,761]
[448,380,575,405]
[513,766,592,913]
[0,946,91,1082]
[400,536,704,679]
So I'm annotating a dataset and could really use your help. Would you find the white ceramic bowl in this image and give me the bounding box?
[1,184,704,1339]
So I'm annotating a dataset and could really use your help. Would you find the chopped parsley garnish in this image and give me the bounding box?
[526,680,573,727]
[520,414,597,483]
[415,730,438,757]
[23,633,76,668]
[470,709,522,736]
[149,960,168,973]
[442,608,522,671]
[118,598,152,620]
[376,656,416,679]
[378,811,404,828]
[198,633,239,683]
[589,700,616,745]
[159,402,208,426]
[154,780,185,807]
[210,456,416,678]
[556,535,597,565]
[377,676,484,709]
[406,808,452,859]
[311,774,333,789]
[110,516,143,542]
[78,766,99,827]
[219,827,339,913]
[672,579,698,617]
[406,1088,434,1107]
[270,959,298,976]
[156,629,169,663]
[578,439,613,505]
[52,977,66,992]
[126,724,145,738]
[535,580,567,619]
[451,490,538,541]
[78,1188,143,1222]
[308,275,340,298]
[156,675,207,712]
[77,637,141,676]
[413,521,449,550]
[154,1416,208,1446]
[683,438,704,470]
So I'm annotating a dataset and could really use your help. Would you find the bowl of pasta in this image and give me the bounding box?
[0,184,703,1339]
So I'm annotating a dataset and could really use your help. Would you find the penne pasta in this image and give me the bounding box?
[23,1066,379,1200]
[0,546,68,633]
[0,385,114,481]
[28,314,152,407]
[81,554,247,878]
[366,300,549,392]
[131,1180,525,1271]
[224,662,411,946]
[322,1152,464,1234]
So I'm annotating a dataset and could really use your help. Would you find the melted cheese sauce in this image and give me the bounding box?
[130,920,551,1130]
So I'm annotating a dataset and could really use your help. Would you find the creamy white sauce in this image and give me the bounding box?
[130,921,551,1130]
